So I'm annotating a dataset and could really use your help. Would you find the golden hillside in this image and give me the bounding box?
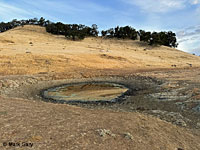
[0,25,200,75]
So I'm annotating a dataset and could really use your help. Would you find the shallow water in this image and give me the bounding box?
[43,82,128,102]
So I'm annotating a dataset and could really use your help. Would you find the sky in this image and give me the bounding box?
[0,0,200,55]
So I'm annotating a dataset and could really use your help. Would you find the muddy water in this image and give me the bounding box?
[43,82,128,102]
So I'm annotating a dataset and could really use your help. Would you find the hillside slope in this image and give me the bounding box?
[1,25,200,150]
[0,25,200,75]
[1,96,200,150]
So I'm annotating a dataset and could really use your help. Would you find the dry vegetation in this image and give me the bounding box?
[0,25,200,75]
[1,25,200,150]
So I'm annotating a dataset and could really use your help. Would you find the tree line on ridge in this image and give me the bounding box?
[0,17,178,48]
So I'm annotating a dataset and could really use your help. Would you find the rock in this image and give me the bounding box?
[171,65,177,67]
[96,129,115,137]
[136,107,146,111]
[0,82,3,88]
[167,112,184,120]
[149,88,191,101]
[175,102,186,110]
[150,110,189,127]
[0,79,20,89]
[31,135,43,142]
[80,133,87,136]
[26,78,38,84]
[193,104,200,112]
[174,119,187,127]
[196,122,200,129]
[123,132,133,140]
[151,110,165,115]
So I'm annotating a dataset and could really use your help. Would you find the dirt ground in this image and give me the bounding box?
[1,25,200,150]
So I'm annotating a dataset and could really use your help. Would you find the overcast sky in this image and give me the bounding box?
[0,0,200,55]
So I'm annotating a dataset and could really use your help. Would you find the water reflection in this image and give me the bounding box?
[43,83,128,102]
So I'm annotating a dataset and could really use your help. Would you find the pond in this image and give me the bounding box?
[42,82,129,103]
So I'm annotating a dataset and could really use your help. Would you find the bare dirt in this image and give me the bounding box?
[1,25,200,150]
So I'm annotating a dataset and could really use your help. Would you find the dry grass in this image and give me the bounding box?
[1,96,200,150]
[0,25,200,75]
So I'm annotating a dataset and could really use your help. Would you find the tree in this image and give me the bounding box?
[114,26,120,38]
[0,18,179,46]
[46,23,57,34]
[139,30,151,43]
[28,18,38,25]
[91,24,98,36]
[101,30,107,37]
[107,28,114,38]
[151,32,159,45]
[167,31,178,48]
[38,17,45,26]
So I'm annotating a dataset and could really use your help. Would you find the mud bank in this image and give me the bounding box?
[41,82,130,104]
[1,74,200,129]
